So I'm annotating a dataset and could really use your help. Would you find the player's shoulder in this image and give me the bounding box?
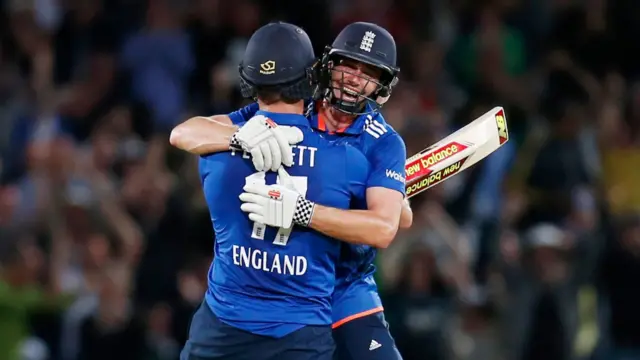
[360,112,400,141]
[342,143,370,181]
[358,112,405,155]
[343,142,368,162]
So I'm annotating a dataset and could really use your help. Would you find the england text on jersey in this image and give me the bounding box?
[232,245,308,276]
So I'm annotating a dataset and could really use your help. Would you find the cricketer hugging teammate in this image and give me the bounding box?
[162,7,506,357]
[171,19,408,360]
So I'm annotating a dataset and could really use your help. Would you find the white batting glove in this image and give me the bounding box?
[229,115,303,172]
[239,168,316,228]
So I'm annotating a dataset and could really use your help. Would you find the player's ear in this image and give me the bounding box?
[375,76,398,106]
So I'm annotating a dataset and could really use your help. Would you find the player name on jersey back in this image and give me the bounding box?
[200,111,370,337]
[231,145,318,168]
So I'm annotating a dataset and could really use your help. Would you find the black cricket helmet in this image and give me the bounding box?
[317,22,400,115]
[239,22,317,101]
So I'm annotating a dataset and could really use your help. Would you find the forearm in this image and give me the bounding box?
[169,115,237,155]
[309,205,398,248]
[399,199,413,229]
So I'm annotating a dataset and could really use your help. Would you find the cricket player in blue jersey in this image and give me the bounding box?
[172,22,408,360]
[181,22,371,360]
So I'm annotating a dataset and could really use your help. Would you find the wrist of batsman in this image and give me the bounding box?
[229,132,242,151]
[293,196,315,227]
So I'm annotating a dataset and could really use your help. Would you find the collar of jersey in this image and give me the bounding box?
[255,110,311,128]
[308,101,375,136]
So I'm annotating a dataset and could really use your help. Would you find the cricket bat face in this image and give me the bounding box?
[404,107,508,198]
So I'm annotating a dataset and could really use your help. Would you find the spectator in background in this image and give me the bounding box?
[449,290,500,360]
[600,78,640,216]
[121,0,193,172]
[382,196,473,360]
[448,3,530,110]
[384,240,454,360]
[76,262,147,360]
[599,215,640,360]
[122,0,193,134]
[497,222,599,360]
[145,302,180,360]
[53,0,117,86]
[0,225,71,360]
[185,0,231,109]
[523,91,596,230]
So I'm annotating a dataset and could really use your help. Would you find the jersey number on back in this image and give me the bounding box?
[245,172,308,246]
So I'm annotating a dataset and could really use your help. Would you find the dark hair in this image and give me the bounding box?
[255,88,300,105]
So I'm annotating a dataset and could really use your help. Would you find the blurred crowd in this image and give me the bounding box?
[0,0,639,359]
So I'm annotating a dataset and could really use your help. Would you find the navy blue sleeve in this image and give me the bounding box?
[228,103,259,124]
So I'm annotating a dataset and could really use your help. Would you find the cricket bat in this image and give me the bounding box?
[404,106,509,198]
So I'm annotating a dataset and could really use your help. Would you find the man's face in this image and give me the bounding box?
[330,58,382,102]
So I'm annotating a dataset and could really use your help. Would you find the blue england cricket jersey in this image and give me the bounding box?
[229,101,407,326]
[200,110,369,338]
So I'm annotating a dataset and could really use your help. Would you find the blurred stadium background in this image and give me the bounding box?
[1,0,639,359]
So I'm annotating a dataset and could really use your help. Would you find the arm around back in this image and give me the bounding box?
[308,143,403,249]
[169,115,237,155]
[169,103,259,155]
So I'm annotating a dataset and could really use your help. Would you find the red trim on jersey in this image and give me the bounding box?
[331,306,384,329]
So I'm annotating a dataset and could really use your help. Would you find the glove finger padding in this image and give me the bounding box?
[282,126,304,144]
[250,146,265,172]
[271,126,299,167]
[240,202,265,216]
[267,138,281,172]
[239,192,269,206]
[259,141,272,172]
[239,181,305,229]
[242,184,274,198]
[235,115,272,148]
[242,130,272,149]
[248,213,264,223]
